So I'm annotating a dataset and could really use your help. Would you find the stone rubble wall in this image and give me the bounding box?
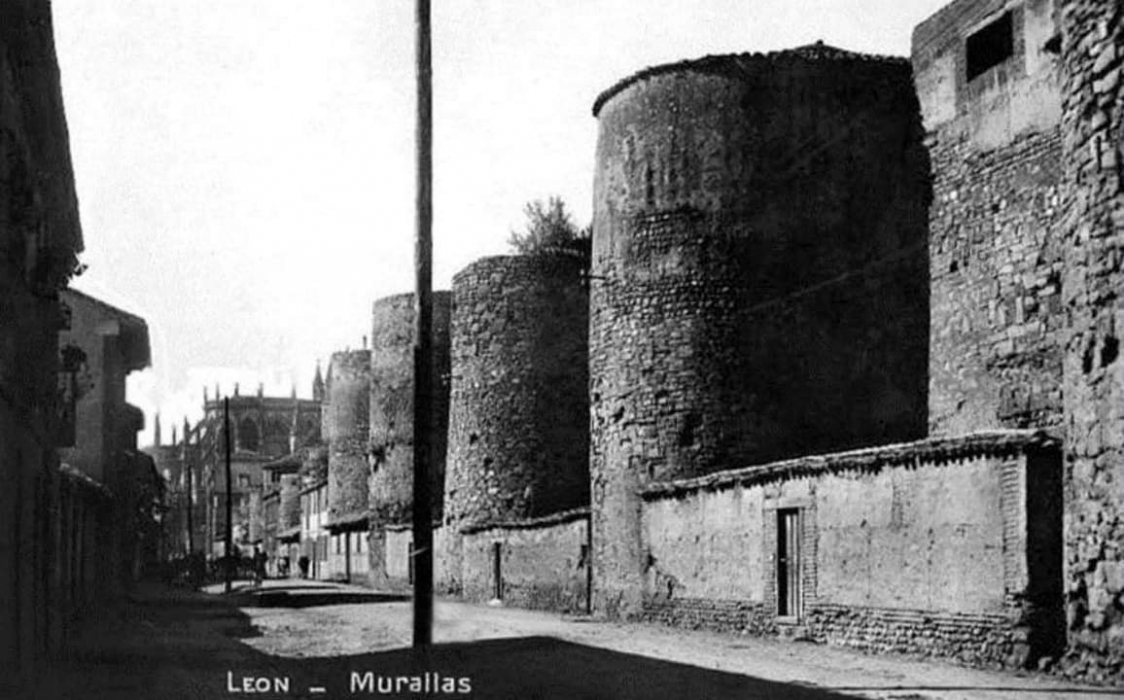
[590,48,931,619]
[1058,0,1124,682]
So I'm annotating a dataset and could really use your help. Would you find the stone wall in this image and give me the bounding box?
[913,0,1067,435]
[460,510,590,613]
[0,1,84,692]
[368,293,451,525]
[382,524,448,591]
[325,349,371,529]
[638,432,1064,669]
[1058,0,1124,681]
[442,255,589,592]
[590,45,931,617]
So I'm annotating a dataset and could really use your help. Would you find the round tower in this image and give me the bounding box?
[325,349,372,528]
[368,292,452,526]
[589,45,932,616]
[442,255,590,590]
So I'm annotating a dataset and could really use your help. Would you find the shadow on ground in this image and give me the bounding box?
[28,584,1115,700]
[235,590,410,608]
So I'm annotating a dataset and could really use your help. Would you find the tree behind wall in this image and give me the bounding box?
[508,197,590,260]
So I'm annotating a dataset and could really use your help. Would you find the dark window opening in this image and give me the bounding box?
[238,417,260,452]
[967,12,1014,81]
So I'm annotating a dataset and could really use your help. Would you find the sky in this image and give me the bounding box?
[50,0,950,445]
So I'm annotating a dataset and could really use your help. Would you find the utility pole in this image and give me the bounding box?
[412,0,434,650]
[224,397,233,593]
[185,439,194,556]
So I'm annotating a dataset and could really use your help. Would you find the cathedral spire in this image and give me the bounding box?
[312,361,325,403]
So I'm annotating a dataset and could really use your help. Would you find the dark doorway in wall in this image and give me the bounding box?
[492,542,503,601]
[777,509,802,619]
[1025,449,1065,664]
[408,540,414,585]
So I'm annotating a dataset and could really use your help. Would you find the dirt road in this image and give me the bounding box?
[28,579,1115,700]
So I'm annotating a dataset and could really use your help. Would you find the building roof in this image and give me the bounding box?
[61,288,151,371]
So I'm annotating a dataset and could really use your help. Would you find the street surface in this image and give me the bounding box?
[29,579,1116,700]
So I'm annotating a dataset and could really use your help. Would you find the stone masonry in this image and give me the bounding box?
[368,292,451,586]
[589,44,931,619]
[1058,0,1124,682]
[914,0,1067,437]
[442,255,589,593]
[324,349,371,530]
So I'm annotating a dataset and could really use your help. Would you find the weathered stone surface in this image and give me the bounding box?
[460,515,589,614]
[442,255,589,593]
[324,349,370,529]
[914,0,1066,437]
[590,46,931,619]
[640,432,1064,670]
[1058,0,1124,682]
[367,292,450,587]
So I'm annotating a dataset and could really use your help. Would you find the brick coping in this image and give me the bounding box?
[460,506,591,535]
[641,430,1060,499]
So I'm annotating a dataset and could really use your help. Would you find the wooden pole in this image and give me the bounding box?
[224,397,233,593]
[412,0,434,650]
[186,439,194,556]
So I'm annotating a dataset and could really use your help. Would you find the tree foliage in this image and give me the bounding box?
[507,196,590,258]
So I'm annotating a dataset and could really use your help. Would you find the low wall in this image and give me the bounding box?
[377,525,448,591]
[459,509,590,613]
[327,531,370,582]
[639,431,1063,668]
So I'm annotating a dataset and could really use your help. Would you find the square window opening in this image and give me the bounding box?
[966,12,1014,81]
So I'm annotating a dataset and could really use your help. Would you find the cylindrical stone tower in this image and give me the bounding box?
[442,255,590,591]
[325,349,371,528]
[589,45,932,616]
[368,292,452,581]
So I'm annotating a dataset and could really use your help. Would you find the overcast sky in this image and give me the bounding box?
[51,0,949,445]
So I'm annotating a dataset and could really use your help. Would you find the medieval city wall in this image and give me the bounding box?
[460,511,590,613]
[914,0,1067,435]
[589,46,931,618]
[325,349,371,529]
[442,255,589,595]
[639,432,1064,668]
[367,292,451,587]
[1058,0,1124,680]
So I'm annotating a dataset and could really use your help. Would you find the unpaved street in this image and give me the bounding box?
[28,579,1117,700]
[229,580,1109,700]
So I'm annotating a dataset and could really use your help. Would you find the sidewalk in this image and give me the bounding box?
[26,579,1118,700]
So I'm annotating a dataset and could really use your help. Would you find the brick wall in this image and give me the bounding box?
[459,511,589,614]
[638,432,1064,669]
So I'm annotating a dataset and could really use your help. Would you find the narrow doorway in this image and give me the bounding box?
[492,542,503,601]
[777,508,801,619]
